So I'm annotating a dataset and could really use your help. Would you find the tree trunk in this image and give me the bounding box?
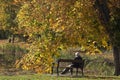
[113,46,120,76]
[94,0,120,75]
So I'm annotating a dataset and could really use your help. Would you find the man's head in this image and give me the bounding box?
[75,52,80,57]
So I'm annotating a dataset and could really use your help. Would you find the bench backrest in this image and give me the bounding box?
[57,59,85,68]
[57,59,84,64]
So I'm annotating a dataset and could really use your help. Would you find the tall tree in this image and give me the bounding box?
[16,0,111,73]
[93,0,120,75]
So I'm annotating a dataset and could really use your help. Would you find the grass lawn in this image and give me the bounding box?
[0,74,120,80]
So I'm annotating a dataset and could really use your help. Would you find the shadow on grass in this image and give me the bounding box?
[84,75,120,80]
[55,74,120,80]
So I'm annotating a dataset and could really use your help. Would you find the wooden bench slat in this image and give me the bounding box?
[57,59,83,63]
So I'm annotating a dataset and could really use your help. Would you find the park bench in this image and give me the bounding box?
[51,58,85,76]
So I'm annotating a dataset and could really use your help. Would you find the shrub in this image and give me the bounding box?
[0,43,28,67]
[84,55,114,76]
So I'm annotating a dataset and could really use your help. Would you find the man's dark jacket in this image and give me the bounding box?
[72,55,83,68]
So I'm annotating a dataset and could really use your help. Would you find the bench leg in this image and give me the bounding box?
[81,68,84,76]
[57,62,59,76]
[51,63,55,74]
[51,66,53,74]
[76,68,78,76]
[70,68,73,75]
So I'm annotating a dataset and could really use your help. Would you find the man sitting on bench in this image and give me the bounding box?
[61,52,83,74]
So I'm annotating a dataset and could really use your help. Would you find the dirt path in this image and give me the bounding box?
[0,40,8,44]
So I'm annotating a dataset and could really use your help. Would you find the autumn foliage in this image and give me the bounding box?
[0,0,119,74]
